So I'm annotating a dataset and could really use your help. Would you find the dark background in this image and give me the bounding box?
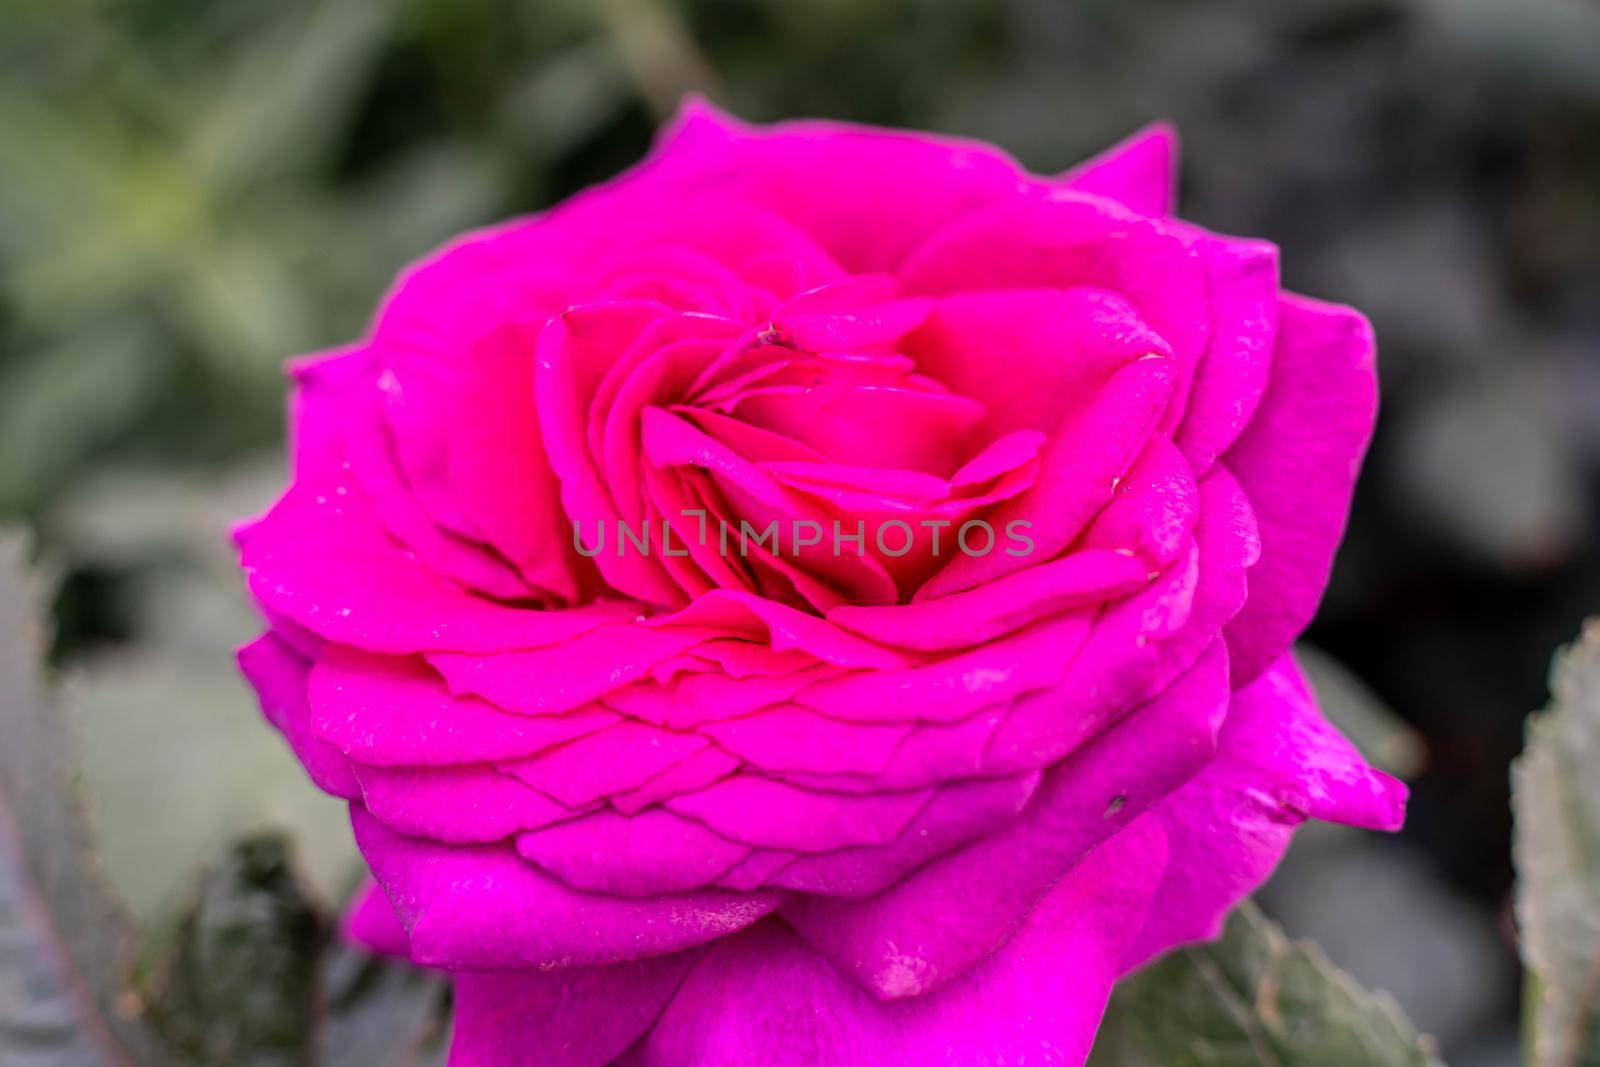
[5,1,1598,1061]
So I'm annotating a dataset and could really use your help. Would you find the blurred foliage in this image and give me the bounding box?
[4,0,1600,1060]
[149,836,322,1067]
[0,532,450,1066]
[0,531,167,1065]
[145,833,451,1067]
[1513,619,1600,1067]
[1093,902,1444,1067]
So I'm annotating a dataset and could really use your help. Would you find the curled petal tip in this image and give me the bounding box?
[1063,121,1181,217]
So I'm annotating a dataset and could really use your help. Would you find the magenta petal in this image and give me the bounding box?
[1121,653,1406,971]
[310,648,621,766]
[1222,293,1378,683]
[766,772,1042,896]
[1059,122,1179,218]
[915,349,1178,599]
[633,815,1166,1067]
[426,623,722,716]
[792,614,1089,727]
[354,762,575,843]
[351,806,783,970]
[238,634,359,799]
[451,952,698,1067]
[239,468,633,654]
[665,774,934,853]
[829,548,1151,652]
[701,704,911,778]
[535,301,684,607]
[1169,232,1279,475]
[904,287,1172,439]
[285,346,372,484]
[1078,437,1200,571]
[653,590,912,670]
[499,720,710,808]
[782,642,1225,1000]
[448,324,581,600]
[323,359,538,601]
[341,879,411,958]
[517,807,750,896]
[898,194,1211,378]
[653,98,1033,273]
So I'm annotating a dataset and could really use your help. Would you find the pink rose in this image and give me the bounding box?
[238,100,1404,1065]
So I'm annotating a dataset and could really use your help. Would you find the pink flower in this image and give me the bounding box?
[237,100,1404,1066]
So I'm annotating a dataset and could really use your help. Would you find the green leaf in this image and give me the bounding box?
[147,831,449,1067]
[0,529,172,1065]
[147,835,321,1067]
[0,322,172,511]
[188,0,394,189]
[1513,618,1600,1067]
[1093,901,1445,1067]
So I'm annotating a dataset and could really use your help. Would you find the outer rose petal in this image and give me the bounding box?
[1169,232,1279,475]
[782,641,1227,1001]
[1119,653,1406,971]
[239,465,635,655]
[657,98,1034,273]
[342,879,411,958]
[1222,293,1378,682]
[629,815,1166,1067]
[309,647,622,767]
[452,953,701,1067]
[350,806,784,970]
[1058,121,1179,218]
[238,633,359,800]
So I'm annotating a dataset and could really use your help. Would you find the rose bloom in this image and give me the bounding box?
[238,100,1404,1066]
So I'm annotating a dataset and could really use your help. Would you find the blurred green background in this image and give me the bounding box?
[4,0,1599,1061]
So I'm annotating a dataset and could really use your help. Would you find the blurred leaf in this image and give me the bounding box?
[0,529,171,1065]
[190,0,394,188]
[147,832,449,1067]
[168,231,323,385]
[39,456,357,924]
[591,0,719,117]
[1513,618,1600,1067]
[149,835,321,1067]
[500,43,633,164]
[318,943,450,1067]
[1418,0,1600,101]
[0,322,172,510]
[1391,374,1584,572]
[0,96,202,319]
[1092,901,1444,1066]
[48,455,284,576]
[71,611,361,924]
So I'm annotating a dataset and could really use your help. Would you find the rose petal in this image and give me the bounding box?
[1222,293,1378,682]
[656,98,1034,273]
[240,467,633,655]
[351,806,783,970]
[782,641,1226,1000]
[517,807,751,896]
[1058,121,1179,218]
[452,952,699,1067]
[632,814,1166,1067]
[238,634,359,799]
[310,648,621,766]
[340,879,411,957]
[1121,653,1406,970]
